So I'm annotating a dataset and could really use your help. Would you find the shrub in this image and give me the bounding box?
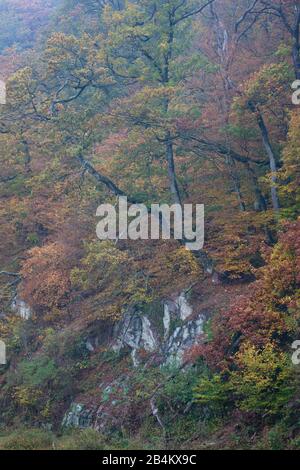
[229,343,295,416]
[56,429,106,450]
[0,428,55,450]
[193,372,232,416]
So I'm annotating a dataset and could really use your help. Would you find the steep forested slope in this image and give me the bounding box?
[0,0,300,450]
[0,0,60,52]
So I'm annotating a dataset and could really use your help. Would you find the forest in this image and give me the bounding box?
[0,0,300,451]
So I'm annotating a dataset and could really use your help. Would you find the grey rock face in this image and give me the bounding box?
[163,316,204,366]
[112,311,158,366]
[62,403,95,429]
[11,297,32,320]
[112,291,205,367]
[161,293,205,366]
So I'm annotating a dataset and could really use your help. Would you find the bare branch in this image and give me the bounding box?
[77,153,138,204]
[0,272,20,277]
[173,0,216,25]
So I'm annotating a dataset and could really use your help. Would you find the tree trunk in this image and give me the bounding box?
[226,156,246,211]
[21,139,32,174]
[292,31,300,80]
[165,132,182,206]
[257,114,280,212]
[248,103,280,211]
[245,162,267,212]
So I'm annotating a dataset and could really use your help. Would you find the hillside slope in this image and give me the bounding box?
[0,0,300,450]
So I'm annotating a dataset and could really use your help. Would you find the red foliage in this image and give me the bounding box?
[186,219,300,371]
[20,242,74,313]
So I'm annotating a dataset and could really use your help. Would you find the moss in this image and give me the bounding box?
[168,315,182,337]
[139,301,165,339]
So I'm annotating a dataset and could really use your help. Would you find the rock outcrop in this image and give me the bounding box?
[62,290,207,430]
[112,291,205,367]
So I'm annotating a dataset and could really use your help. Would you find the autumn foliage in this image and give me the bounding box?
[0,0,300,449]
